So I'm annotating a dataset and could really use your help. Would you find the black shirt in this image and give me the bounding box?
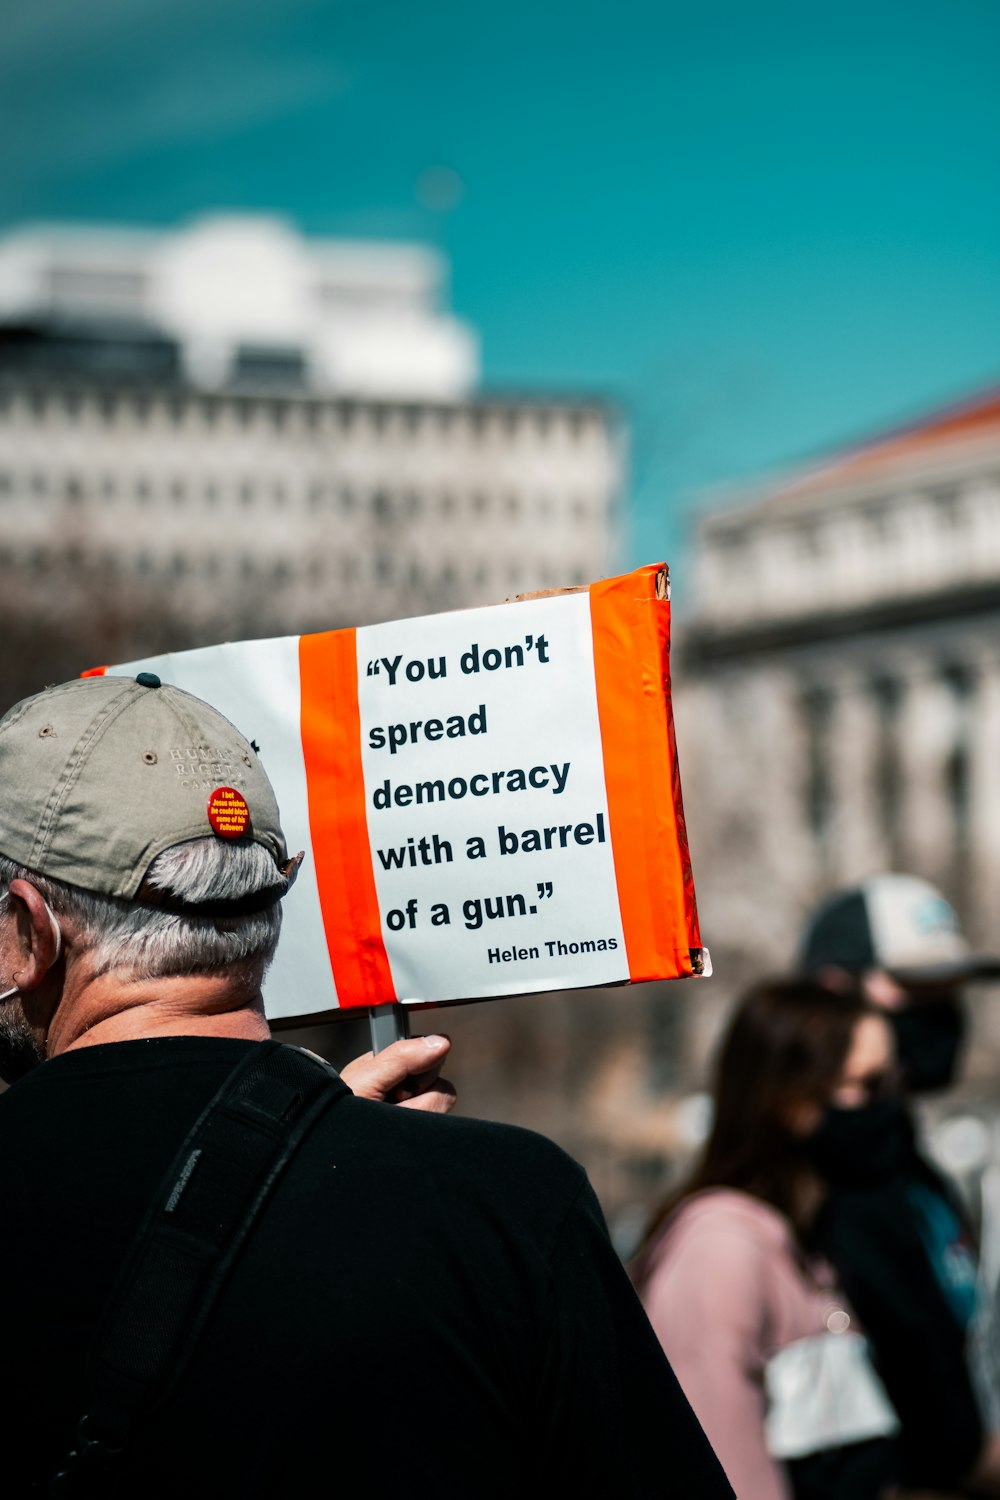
[0,1037,730,1498]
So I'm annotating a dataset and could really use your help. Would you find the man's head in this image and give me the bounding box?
[801,874,1000,1092]
[0,674,298,1077]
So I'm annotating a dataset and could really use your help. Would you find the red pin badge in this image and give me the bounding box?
[207,786,251,840]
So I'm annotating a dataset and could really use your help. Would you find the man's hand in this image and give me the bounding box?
[340,1035,456,1114]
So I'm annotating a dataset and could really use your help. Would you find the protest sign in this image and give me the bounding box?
[85,563,707,1022]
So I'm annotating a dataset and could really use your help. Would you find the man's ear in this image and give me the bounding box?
[7,880,62,991]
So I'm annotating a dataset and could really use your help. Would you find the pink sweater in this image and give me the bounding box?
[639,1189,849,1500]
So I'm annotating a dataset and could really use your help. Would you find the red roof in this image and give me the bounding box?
[766,384,1000,506]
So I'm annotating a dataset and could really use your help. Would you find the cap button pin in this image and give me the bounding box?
[135,672,161,689]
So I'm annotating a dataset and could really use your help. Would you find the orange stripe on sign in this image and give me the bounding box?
[80,666,109,678]
[298,630,396,1009]
[589,565,702,982]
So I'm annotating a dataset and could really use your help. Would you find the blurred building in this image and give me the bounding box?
[0,215,622,699]
[676,384,1000,1079]
[0,215,476,399]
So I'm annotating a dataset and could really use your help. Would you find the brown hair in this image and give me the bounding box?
[632,977,869,1287]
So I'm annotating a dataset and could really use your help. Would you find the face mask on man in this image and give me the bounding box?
[889,998,966,1094]
[805,1096,913,1188]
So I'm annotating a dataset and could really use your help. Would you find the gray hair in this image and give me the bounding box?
[0,840,286,983]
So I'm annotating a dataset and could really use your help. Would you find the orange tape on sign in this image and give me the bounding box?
[589,565,701,981]
[298,630,396,1008]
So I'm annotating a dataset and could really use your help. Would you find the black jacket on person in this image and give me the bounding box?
[0,1036,731,1498]
[809,1146,983,1492]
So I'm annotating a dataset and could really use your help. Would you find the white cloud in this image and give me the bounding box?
[0,1,347,201]
[62,55,346,168]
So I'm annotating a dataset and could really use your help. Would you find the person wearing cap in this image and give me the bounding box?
[0,674,730,1499]
[799,875,1000,1496]
[802,874,1000,1095]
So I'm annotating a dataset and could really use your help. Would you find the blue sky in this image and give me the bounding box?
[2,0,999,582]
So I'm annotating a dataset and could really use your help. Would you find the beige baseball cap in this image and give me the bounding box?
[802,874,1000,985]
[0,673,292,907]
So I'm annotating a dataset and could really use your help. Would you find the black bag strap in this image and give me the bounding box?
[49,1040,343,1496]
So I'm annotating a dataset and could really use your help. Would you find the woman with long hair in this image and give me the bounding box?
[632,978,902,1500]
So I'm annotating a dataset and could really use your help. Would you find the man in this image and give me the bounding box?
[0,674,729,1498]
[801,874,1000,1495]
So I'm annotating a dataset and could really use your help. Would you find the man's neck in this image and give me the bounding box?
[45,969,270,1057]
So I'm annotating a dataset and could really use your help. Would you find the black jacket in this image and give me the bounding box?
[810,1148,983,1491]
[0,1036,731,1498]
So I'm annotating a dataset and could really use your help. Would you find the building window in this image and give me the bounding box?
[871,676,904,866]
[797,522,825,558]
[865,506,893,543]
[942,664,974,894]
[801,687,833,856]
[933,490,961,529]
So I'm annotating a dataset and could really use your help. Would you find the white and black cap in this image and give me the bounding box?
[801,874,1000,986]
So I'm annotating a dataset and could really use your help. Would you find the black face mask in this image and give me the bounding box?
[890,998,966,1094]
[805,1096,913,1188]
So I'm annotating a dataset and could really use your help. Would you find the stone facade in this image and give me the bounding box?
[680,388,1000,975]
[0,380,621,699]
[665,387,1000,1175]
[0,218,622,700]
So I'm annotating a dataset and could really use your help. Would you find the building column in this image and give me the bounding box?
[895,662,962,893]
[826,671,885,883]
[966,647,1000,945]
